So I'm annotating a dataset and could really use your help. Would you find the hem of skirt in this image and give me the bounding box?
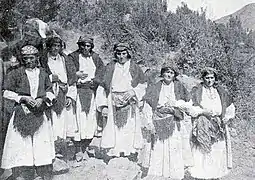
[146,174,184,180]
[73,136,94,141]
[190,172,229,179]
[1,161,53,169]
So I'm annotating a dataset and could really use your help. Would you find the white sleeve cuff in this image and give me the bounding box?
[95,85,108,112]
[3,90,21,103]
[46,92,55,101]
[49,74,53,82]
[224,103,235,120]
[133,83,147,101]
[66,85,77,100]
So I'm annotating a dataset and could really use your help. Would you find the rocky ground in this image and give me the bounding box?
[2,134,253,180]
[51,134,255,180]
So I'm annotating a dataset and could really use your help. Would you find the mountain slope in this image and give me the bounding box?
[216,3,255,30]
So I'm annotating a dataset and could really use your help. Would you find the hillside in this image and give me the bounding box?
[216,3,255,30]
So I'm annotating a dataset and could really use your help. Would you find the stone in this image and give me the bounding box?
[52,158,69,175]
[106,157,142,180]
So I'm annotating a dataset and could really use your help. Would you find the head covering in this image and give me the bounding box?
[113,42,132,58]
[114,42,131,51]
[201,67,217,74]
[77,36,94,44]
[46,30,65,49]
[200,67,219,86]
[201,67,218,78]
[160,54,179,77]
[21,45,39,56]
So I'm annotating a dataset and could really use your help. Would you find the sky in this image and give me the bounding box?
[167,0,255,20]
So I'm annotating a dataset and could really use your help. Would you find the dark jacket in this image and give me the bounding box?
[40,52,77,86]
[68,50,105,90]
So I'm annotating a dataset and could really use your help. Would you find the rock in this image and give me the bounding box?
[83,151,90,160]
[71,158,108,180]
[53,158,69,175]
[106,157,142,180]
[143,175,169,180]
[75,152,83,162]
[0,169,12,180]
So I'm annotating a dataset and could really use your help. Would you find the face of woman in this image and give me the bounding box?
[23,55,38,69]
[203,73,215,87]
[79,42,92,56]
[162,69,175,84]
[49,42,61,56]
[116,50,129,64]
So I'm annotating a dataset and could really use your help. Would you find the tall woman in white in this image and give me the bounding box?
[41,35,77,141]
[188,67,235,180]
[96,43,146,159]
[1,45,55,180]
[141,64,190,179]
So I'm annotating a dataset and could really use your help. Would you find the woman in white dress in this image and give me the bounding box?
[188,67,235,180]
[141,63,190,179]
[41,36,77,141]
[68,36,105,161]
[96,43,146,160]
[1,45,55,180]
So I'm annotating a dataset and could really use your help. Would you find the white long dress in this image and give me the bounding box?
[47,54,77,140]
[96,60,146,157]
[1,68,55,169]
[189,86,235,179]
[73,55,97,141]
[143,82,185,179]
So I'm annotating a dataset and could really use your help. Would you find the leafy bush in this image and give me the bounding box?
[4,0,255,135]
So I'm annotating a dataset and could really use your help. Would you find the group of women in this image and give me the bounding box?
[0,33,235,180]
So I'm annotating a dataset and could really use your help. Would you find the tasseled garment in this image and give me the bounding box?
[13,103,47,138]
[112,92,136,129]
[77,83,94,115]
[52,85,68,115]
[152,107,181,142]
[192,115,225,153]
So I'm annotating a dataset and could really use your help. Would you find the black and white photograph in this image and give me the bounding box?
[0,0,254,179]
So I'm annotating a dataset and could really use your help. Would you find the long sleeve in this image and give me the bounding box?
[3,70,23,102]
[142,102,153,124]
[95,85,108,112]
[224,103,235,120]
[66,85,77,101]
[44,71,55,105]
[93,54,105,85]
[3,90,22,103]
[133,82,147,102]
[64,54,77,86]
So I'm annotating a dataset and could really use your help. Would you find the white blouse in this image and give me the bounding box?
[48,54,67,84]
[25,68,40,99]
[200,86,222,116]
[78,54,96,82]
[111,60,133,92]
[158,81,176,107]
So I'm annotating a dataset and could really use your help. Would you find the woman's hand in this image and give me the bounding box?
[101,107,108,117]
[20,96,37,107]
[35,98,44,108]
[202,108,214,117]
[76,71,88,80]
[157,106,174,114]
[123,89,136,101]
[145,122,155,134]
[65,97,72,108]
[52,74,59,83]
